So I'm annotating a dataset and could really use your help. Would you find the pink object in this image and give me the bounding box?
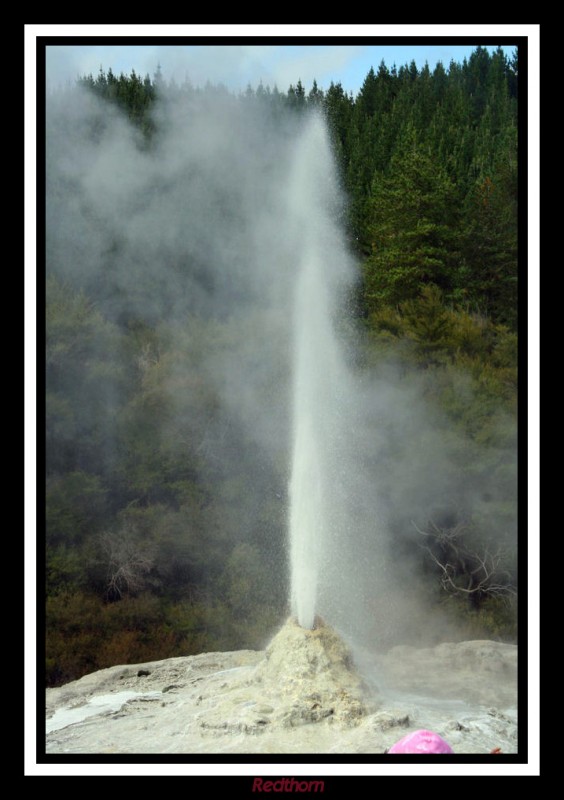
[388,729,454,754]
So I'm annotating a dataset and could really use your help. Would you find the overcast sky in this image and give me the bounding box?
[45,42,514,97]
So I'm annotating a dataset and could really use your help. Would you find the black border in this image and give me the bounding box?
[35,31,531,770]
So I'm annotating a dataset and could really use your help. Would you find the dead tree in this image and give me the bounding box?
[412,519,516,609]
[100,531,155,600]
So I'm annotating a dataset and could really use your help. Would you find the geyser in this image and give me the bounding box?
[288,116,351,629]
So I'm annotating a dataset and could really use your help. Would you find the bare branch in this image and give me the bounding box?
[100,530,155,599]
[412,519,516,602]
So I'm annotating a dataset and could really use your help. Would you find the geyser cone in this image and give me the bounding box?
[253,617,368,725]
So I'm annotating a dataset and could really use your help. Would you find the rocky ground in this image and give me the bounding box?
[45,618,517,755]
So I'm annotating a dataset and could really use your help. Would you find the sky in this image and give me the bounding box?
[45,42,516,97]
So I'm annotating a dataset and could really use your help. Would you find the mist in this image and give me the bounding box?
[46,80,517,665]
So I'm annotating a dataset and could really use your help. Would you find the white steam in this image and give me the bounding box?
[46,83,516,652]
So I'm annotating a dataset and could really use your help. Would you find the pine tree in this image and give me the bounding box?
[461,172,517,327]
[363,126,461,310]
[308,79,324,108]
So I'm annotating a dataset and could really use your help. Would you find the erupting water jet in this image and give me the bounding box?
[287,115,352,630]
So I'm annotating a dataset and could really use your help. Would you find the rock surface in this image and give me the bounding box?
[45,618,517,754]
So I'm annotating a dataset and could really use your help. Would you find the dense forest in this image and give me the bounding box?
[46,47,518,686]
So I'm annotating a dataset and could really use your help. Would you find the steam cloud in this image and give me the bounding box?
[46,83,517,653]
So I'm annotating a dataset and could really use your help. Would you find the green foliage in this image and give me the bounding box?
[45,283,289,683]
[363,135,461,310]
[438,594,517,642]
[46,543,89,594]
[46,471,107,546]
[319,49,518,324]
[46,592,178,685]
[401,285,455,364]
[461,172,518,326]
[46,276,126,475]
[75,53,518,328]
[45,590,282,686]
[78,67,156,138]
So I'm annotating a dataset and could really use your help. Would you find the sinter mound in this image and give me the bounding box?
[252,616,368,726]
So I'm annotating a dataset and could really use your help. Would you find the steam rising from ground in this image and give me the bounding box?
[47,84,516,653]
